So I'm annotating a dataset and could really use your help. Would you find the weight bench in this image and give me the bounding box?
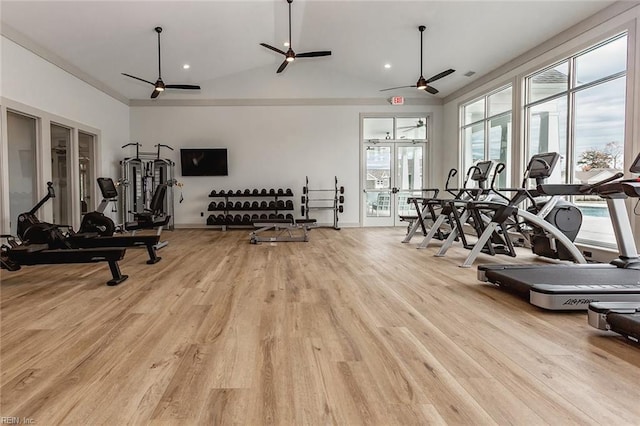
[250,218,317,244]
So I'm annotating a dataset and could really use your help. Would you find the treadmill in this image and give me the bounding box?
[477,152,640,310]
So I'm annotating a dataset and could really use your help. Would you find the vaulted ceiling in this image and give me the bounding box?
[1,1,615,101]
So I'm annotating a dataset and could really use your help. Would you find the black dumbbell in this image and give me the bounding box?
[286,188,293,196]
[219,190,226,195]
[301,196,306,204]
[268,201,276,209]
[338,205,344,213]
[251,201,260,209]
[252,188,259,195]
[269,189,276,195]
[269,213,276,219]
[216,214,225,224]
[260,213,268,220]
[276,200,285,209]
[234,201,242,209]
[302,186,307,194]
[260,188,268,195]
[227,190,235,196]
[251,214,259,221]
[277,188,284,195]
[339,186,345,194]
[339,195,344,203]
[242,214,251,224]
[243,201,251,209]
[226,201,234,209]
[277,214,284,219]
[244,189,251,195]
[225,214,234,224]
[285,214,293,220]
[260,201,268,209]
[301,206,305,216]
[206,215,215,225]
[209,189,217,196]
[208,201,217,211]
[285,200,293,209]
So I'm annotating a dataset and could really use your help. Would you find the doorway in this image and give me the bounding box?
[363,141,426,226]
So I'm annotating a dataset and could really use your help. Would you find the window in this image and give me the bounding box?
[524,33,627,248]
[461,85,512,188]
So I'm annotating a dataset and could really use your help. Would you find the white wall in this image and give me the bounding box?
[130,103,442,227]
[0,36,130,231]
[442,2,640,249]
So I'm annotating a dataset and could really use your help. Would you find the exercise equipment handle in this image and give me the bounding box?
[29,182,55,215]
[122,142,141,159]
[444,168,457,196]
[154,144,174,159]
[580,172,625,193]
[490,163,511,202]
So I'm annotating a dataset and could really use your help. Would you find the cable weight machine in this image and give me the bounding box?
[120,143,177,230]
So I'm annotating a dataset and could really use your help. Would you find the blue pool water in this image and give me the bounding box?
[579,206,609,217]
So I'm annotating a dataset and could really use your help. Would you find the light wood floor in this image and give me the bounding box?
[1,228,640,425]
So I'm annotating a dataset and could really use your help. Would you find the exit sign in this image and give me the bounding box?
[391,96,404,105]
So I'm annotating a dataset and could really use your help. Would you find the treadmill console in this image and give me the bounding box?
[471,160,493,182]
[97,177,119,199]
[528,152,560,180]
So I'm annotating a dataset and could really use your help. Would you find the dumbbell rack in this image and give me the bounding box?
[301,176,344,230]
[207,189,294,230]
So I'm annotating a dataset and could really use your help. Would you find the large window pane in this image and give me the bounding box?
[363,118,393,140]
[529,61,569,103]
[463,98,484,125]
[489,113,512,188]
[575,35,627,87]
[488,86,512,117]
[463,123,484,174]
[572,77,625,248]
[527,96,567,183]
[7,111,38,235]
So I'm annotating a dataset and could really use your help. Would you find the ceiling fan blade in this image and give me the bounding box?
[426,69,455,83]
[165,84,201,90]
[379,85,416,92]
[260,43,286,56]
[122,73,155,86]
[296,51,331,58]
[276,60,289,73]
[425,85,439,95]
[150,89,161,99]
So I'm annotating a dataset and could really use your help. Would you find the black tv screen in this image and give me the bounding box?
[180,148,228,176]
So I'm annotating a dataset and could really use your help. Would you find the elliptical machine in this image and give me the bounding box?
[523,154,583,260]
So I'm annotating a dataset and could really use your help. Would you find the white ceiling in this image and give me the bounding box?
[1,0,616,101]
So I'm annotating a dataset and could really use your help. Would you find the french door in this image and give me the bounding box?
[363,141,427,227]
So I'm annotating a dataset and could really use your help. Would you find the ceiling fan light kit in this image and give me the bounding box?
[122,26,201,99]
[380,25,455,95]
[260,0,332,73]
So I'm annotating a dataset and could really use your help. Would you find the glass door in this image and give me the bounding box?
[78,131,96,215]
[363,142,426,227]
[7,111,38,235]
[364,143,394,226]
[50,123,72,225]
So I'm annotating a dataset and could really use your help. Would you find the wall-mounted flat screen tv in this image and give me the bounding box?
[180,148,228,176]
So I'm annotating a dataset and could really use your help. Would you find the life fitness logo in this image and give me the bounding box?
[391,96,404,105]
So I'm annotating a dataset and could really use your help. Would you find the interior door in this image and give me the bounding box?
[363,142,426,227]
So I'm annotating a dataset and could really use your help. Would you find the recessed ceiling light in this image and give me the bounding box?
[384,63,391,69]
[183,64,190,70]
[284,41,290,47]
